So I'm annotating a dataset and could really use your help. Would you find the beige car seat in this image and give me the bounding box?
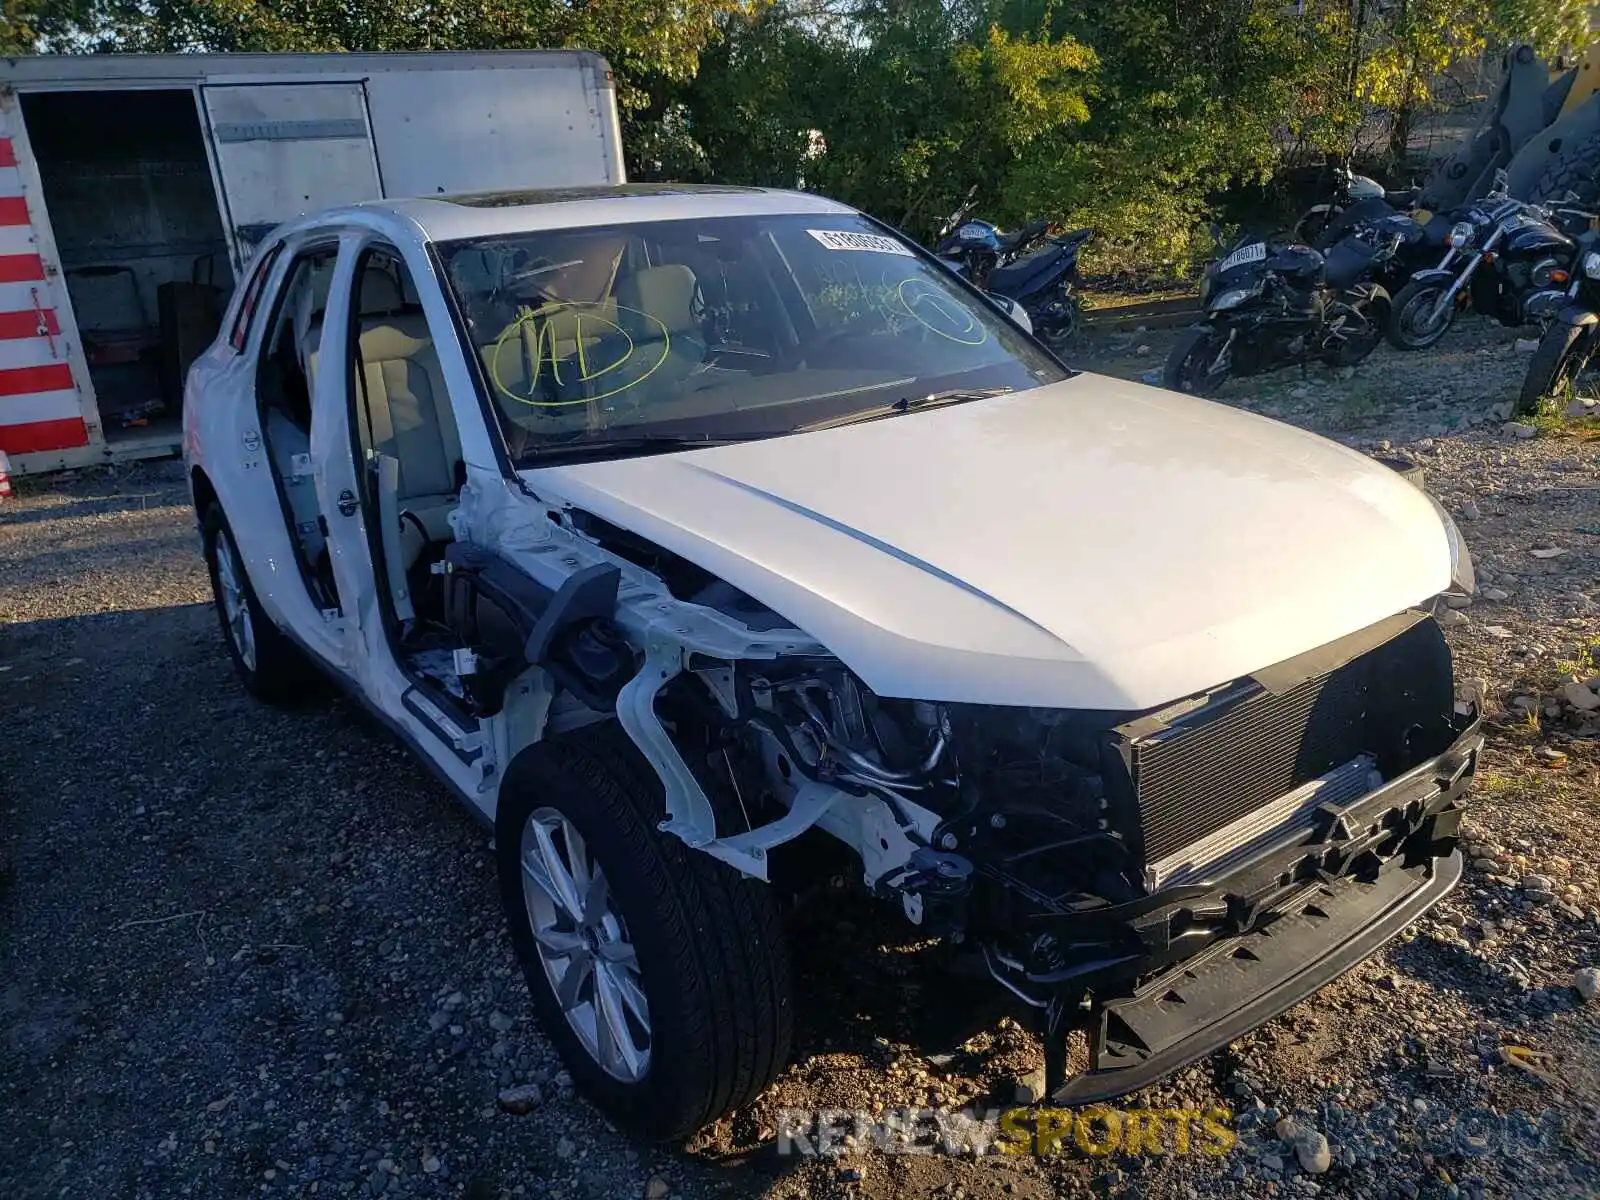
[353,266,462,567]
[482,299,619,413]
[616,264,703,365]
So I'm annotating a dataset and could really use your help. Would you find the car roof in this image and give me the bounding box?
[369,184,860,243]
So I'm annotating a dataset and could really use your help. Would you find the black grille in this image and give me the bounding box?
[1113,617,1455,866]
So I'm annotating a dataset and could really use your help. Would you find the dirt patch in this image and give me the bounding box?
[1,327,1597,1200]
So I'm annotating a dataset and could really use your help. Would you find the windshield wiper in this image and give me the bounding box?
[793,387,1012,433]
[521,432,758,465]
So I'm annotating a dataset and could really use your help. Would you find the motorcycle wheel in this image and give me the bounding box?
[1516,321,1589,416]
[1386,279,1457,351]
[1321,289,1390,367]
[1292,203,1339,247]
[1034,294,1080,352]
[1162,326,1232,396]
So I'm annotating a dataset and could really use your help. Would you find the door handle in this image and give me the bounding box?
[336,489,358,517]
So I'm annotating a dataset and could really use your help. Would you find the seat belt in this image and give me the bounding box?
[376,453,416,626]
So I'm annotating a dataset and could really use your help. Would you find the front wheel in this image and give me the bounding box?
[1162,325,1232,396]
[497,724,793,1141]
[1517,320,1591,416]
[1386,279,1457,350]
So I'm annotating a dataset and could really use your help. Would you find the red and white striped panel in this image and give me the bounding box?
[0,116,88,456]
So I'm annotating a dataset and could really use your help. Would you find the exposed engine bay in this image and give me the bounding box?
[437,476,1481,1102]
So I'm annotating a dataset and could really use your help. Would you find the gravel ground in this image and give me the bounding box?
[2,322,1597,1200]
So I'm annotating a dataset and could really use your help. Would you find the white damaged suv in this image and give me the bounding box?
[184,184,1482,1140]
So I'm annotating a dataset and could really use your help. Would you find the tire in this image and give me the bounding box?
[1528,133,1600,206]
[1516,320,1588,415]
[1162,325,1231,396]
[496,723,793,1142]
[1386,279,1457,350]
[202,504,317,705]
[1034,292,1079,352]
[1321,287,1389,367]
[1293,203,1338,247]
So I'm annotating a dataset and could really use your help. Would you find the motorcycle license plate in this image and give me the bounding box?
[1218,241,1266,272]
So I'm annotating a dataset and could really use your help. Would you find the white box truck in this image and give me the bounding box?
[0,50,625,474]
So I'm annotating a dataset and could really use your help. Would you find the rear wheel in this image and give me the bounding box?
[1386,279,1457,350]
[1292,203,1339,247]
[1162,325,1232,396]
[496,724,793,1141]
[1517,320,1590,415]
[1034,292,1080,352]
[1321,287,1389,366]
[202,505,317,704]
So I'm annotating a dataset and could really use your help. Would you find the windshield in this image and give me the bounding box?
[435,212,1068,465]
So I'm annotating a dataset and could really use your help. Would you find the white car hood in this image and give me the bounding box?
[523,373,1452,711]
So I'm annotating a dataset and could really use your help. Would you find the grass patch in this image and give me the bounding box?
[1556,636,1600,681]
[1525,380,1600,436]
[1474,769,1518,793]
[1078,286,1197,310]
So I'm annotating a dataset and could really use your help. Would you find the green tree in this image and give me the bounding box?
[681,0,1096,238]
[10,0,1597,274]
[14,0,756,122]
[1014,0,1339,267]
[1353,0,1594,163]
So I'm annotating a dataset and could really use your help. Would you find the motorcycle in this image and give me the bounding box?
[1162,226,1402,396]
[1293,163,1421,246]
[1386,178,1578,351]
[1310,197,1458,294]
[936,217,1091,349]
[934,195,1053,289]
[1516,225,1600,413]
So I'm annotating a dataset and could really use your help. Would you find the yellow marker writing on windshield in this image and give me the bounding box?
[489,301,673,408]
[896,277,987,345]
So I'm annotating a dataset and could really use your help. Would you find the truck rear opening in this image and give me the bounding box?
[20,89,230,447]
[0,50,624,474]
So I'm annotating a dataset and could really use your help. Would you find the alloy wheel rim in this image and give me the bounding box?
[520,807,651,1082]
[1404,289,1448,340]
[215,530,257,672]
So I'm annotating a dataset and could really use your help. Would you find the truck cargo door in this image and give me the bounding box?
[200,82,382,271]
[0,88,96,461]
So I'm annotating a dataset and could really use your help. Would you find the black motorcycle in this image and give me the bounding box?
[1292,163,1420,246]
[934,212,1052,290]
[1163,231,1397,396]
[1311,197,1458,294]
[936,217,1092,349]
[1517,227,1600,412]
[1386,192,1576,350]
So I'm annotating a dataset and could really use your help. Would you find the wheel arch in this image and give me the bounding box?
[190,465,219,530]
[496,733,564,841]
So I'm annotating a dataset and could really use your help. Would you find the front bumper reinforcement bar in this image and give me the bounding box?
[1043,723,1482,1104]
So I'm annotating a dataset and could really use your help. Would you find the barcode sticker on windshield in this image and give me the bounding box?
[1218,241,1267,271]
[808,229,915,256]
